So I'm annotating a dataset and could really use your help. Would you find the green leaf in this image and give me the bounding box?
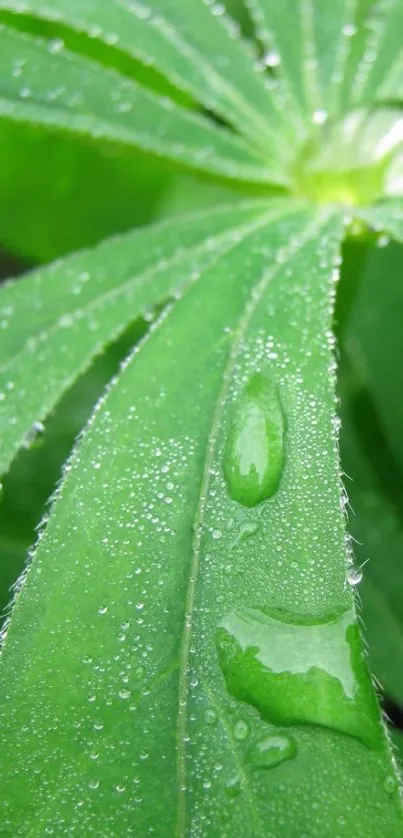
[0,0,297,157]
[0,118,175,263]
[245,0,365,122]
[338,231,403,708]
[351,0,403,105]
[359,199,403,240]
[340,398,403,706]
[0,321,148,618]
[1,207,402,836]
[0,25,279,184]
[0,200,275,475]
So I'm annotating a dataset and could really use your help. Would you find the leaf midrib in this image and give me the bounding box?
[175,208,332,837]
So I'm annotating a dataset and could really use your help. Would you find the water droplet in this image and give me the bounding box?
[263,50,280,68]
[225,774,242,798]
[233,719,250,741]
[22,421,45,449]
[312,109,328,125]
[47,38,64,53]
[88,779,99,790]
[204,708,218,726]
[216,606,381,748]
[384,775,397,795]
[118,689,131,700]
[347,567,362,586]
[230,519,261,548]
[245,733,296,769]
[342,23,357,37]
[98,605,108,615]
[224,372,285,507]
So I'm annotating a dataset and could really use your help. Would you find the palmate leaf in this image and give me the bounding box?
[1,0,403,835]
[245,0,362,121]
[0,0,299,154]
[1,207,402,837]
[0,25,279,185]
[359,200,403,241]
[0,199,276,474]
[350,0,403,105]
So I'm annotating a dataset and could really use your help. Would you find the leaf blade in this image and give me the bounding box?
[0,26,280,184]
[0,200,284,475]
[0,0,296,157]
[351,0,403,105]
[1,207,402,836]
[245,0,363,121]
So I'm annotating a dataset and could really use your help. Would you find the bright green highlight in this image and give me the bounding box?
[295,108,403,206]
[216,606,382,749]
[223,372,285,507]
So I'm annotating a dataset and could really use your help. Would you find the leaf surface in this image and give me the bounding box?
[0,200,275,475]
[351,0,403,105]
[359,200,403,242]
[1,208,402,837]
[0,26,279,184]
[245,0,366,122]
[0,0,296,157]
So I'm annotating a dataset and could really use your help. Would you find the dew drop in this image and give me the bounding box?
[47,38,64,53]
[22,421,45,450]
[233,719,250,741]
[245,733,296,770]
[223,372,285,507]
[118,689,131,700]
[312,109,328,125]
[384,775,397,795]
[225,774,242,798]
[347,566,362,586]
[263,50,280,68]
[204,708,218,726]
[342,23,357,37]
[216,606,381,748]
[88,779,99,790]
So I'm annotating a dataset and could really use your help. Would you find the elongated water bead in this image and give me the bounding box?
[224,372,285,507]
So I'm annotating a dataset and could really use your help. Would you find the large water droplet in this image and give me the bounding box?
[216,606,381,748]
[223,372,285,507]
[245,733,296,770]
